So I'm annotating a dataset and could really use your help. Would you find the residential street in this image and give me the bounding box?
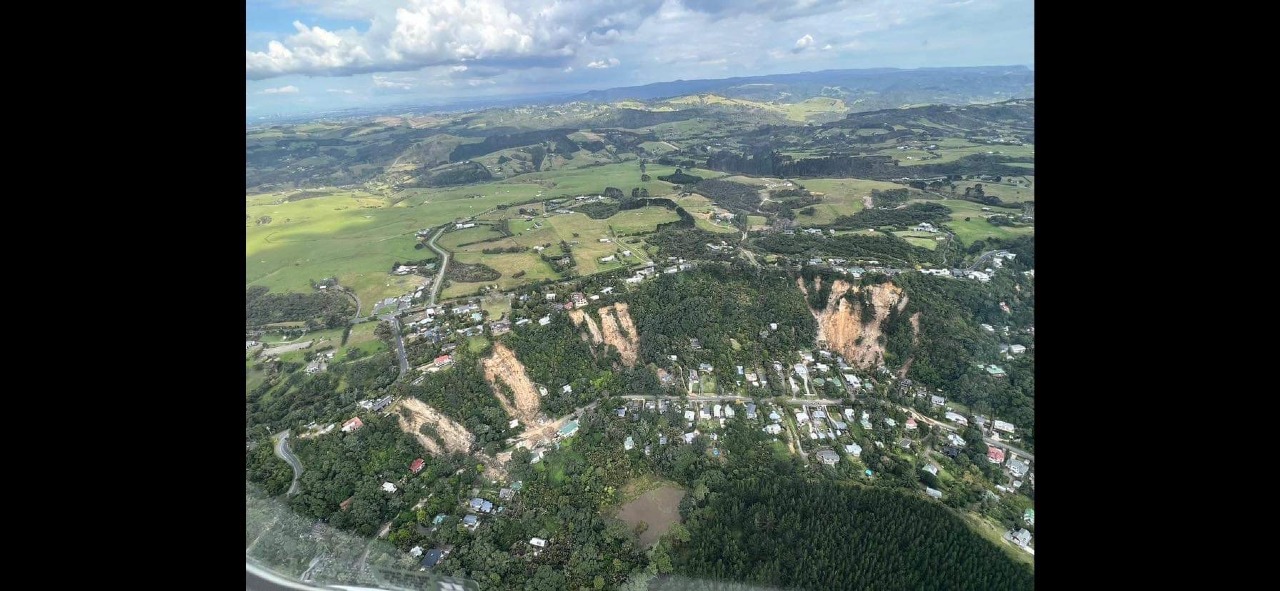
[425,226,450,306]
[272,430,303,495]
[381,314,409,381]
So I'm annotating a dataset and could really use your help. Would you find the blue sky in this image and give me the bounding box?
[246,0,1033,116]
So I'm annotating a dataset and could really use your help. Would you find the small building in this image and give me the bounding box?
[1007,458,1029,478]
[985,365,1007,377]
[944,411,968,425]
[420,548,445,569]
[1011,528,1032,548]
[382,482,398,493]
[795,411,809,423]
[558,420,579,438]
[925,487,943,499]
[884,418,896,428]
[993,420,1016,434]
[931,395,946,406]
[899,438,912,450]
[816,450,840,465]
[947,433,966,447]
[923,463,939,476]
[469,498,494,513]
[529,537,548,548]
[1024,508,1035,526]
[624,436,635,451]
[987,446,1006,464]
[844,443,862,458]
[1009,344,1027,355]
[905,418,918,430]
[745,403,758,419]
[410,458,425,474]
[763,424,783,435]
[341,417,364,432]
[462,515,479,530]
[683,432,697,444]
[499,488,515,501]
[538,316,551,326]
[409,546,424,558]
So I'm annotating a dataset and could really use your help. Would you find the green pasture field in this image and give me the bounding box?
[794,178,902,225]
[437,225,504,250]
[934,200,1034,244]
[892,231,943,250]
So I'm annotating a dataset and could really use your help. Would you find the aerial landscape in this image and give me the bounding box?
[246,2,1035,590]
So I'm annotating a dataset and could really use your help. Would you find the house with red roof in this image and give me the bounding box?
[342,417,364,432]
[410,458,425,474]
[434,355,453,368]
[905,418,918,430]
[987,445,1006,464]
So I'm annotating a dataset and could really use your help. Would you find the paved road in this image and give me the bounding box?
[381,315,409,380]
[966,249,1008,272]
[902,407,1034,461]
[425,227,450,306]
[273,431,303,495]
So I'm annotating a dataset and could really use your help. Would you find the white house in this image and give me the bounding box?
[1009,344,1027,355]
[530,537,548,548]
[844,443,862,457]
[993,420,1016,434]
[382,482,398,493]
[599,255,616,263]
[944,411,968,425]
[764,424,783,435]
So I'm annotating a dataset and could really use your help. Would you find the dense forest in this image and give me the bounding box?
[449,129,579,162]
[628,265,816,374]
[694,179,762,212]
[752,232,937,267]
[246,352,399,435]
[247,285,355,328]
[669,479,1034,591]
[648,226,733,261]
[829,202,953,230]
[416,161,493,187]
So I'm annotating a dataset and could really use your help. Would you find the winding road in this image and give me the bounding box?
[272,431,303,495]
[424,226,450,306]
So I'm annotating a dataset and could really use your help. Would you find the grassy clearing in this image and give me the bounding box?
[673,193,739,234]
[748,215,769,230]
[893,231,943,250]
[604,206,680,236]
[959,180,1035,203]
[896,144,1036,166]
[247,184,544,307]
[781,97,848,121]
[479,296,512,319]
[796,178,901,225]
[935,200,1034,245]
[962,512,1035,568]
[441,250,558,299]
[468,336,490,353]
[437,225,503,250]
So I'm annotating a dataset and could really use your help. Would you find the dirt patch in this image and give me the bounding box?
[391,398,474,456]
[570,308,603,344]
[805,279,903,369]
[481,343,543,425]
[597,304,639,367]
[862,193,874,209]
[616,484,686,547]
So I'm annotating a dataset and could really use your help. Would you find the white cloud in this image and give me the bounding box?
[795,34,814,49]
[260,85,300,94]
[373,74,415,89]
[821,43,832,50]
[586,57,620,69]
[326,88,355,94]
[562,66,574,73]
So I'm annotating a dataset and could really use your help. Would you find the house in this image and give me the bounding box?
[795,411,809,423]
[410,458,425,474]
[987,446,1006,464]
[545,293,557,301]
[923,463,939,476]
[382,482,398,493]
[558,420,579,438]
[538,386,548,397]
[599,255,616,263]
[980,323,995,333]
[1009,344,1027,355]
[884,418,896,428]
[973,415,989,428]
[985,365,1007,377]
[410,546,424,558]
[925,487,943,499]
[905,418,918,430]
[371,396,393,412]
[562,384,572,394]
[931,395,946,406]
[617,407,627,418]
[469,498,494,513]
[845,443,862,457]
[993,420,1015,433]
[462,515,480,530]
[659,435,668,445]
[601,286,614,294]
[490,321,511,335]
[684,410,696,421]
[1007,458,1029,478]
[816,450,840,465]
[915,222,937,233]
[947,433,966,447]
[538,316,551,326]
[712,404,722,417]
[699,363,714,372]
[420,548,445,570]
[699,407,711,420]
[1024,508,1035,526]
[969,271,991,283]
[683,432,697,444]
[689,338,702,350]
[763,424,783,435]
[434,355,454,368]
[899,438,912,449]
[624,436,635,451]
[529,537,548,548]
[745,403,758,419]
[1011,528,1033,548]
[688,370,699,383]
[341,417,364,432]
[944,411,968,425]
[724,406,736,419]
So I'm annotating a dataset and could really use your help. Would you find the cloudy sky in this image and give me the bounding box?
[246,0,1033,116]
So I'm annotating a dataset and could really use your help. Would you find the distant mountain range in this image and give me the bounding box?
[572,65,1033,110]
